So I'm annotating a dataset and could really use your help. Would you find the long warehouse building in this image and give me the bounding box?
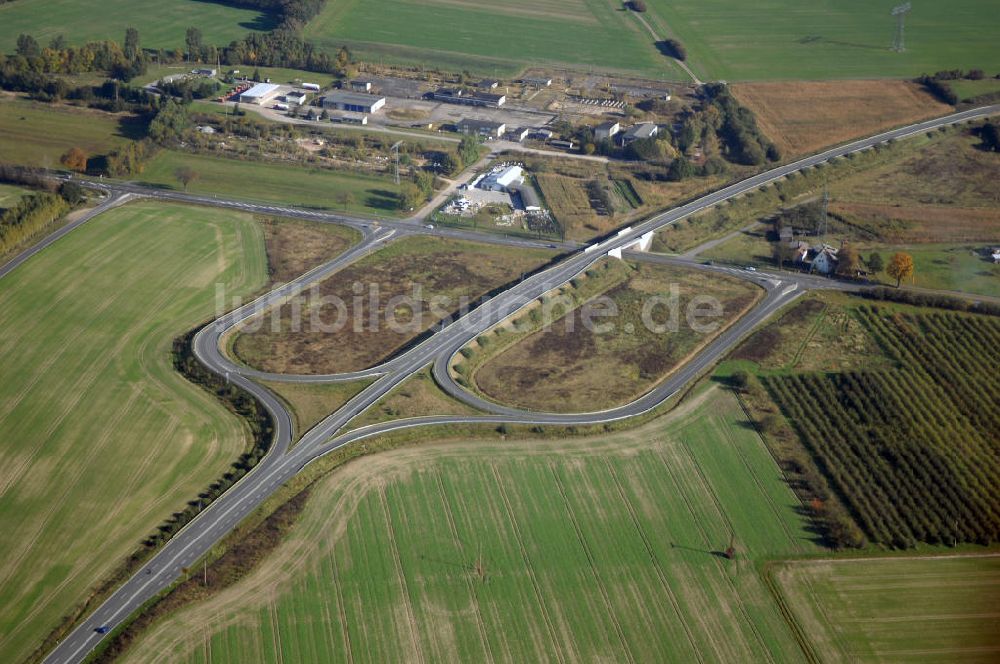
[238,82,281,105]
[321,91,386,113]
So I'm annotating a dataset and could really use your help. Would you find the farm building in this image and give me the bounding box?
[531,128,554,140]
[478,79,500,89]
[509,184,541,212]
[621,122,659,145]
[481,165,524,191]
[239,83,281,105]
[349,80,373,91]
[430,88,506,108]
[284,91,308,105]
[594,121,621,141]
[457,118,506,139]
[522,77,552,87]
[192,68,217,77]
[332,112,368,125]
[506,127,531,142]
[321,92,386,113]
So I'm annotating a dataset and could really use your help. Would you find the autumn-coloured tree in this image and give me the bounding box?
[887,252,915,287]
[835,243,861,278]
[174,166,199,191]
[60,147,88,173]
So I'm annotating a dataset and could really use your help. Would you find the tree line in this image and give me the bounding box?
[0,165,86,255]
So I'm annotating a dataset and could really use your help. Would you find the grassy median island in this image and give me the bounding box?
[460,260,761,413]
[138,150,405,215]
[348,366,480,429]
[231,235,556,375]
[118,384,817,663]
[0,201,268,663]
[256,216,361,285]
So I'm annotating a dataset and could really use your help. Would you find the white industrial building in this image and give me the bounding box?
[239,83,281,105]
[480,165,524,191]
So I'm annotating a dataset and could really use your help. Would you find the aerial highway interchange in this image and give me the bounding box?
[13,102,997,664]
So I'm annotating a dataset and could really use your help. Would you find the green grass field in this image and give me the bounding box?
[0,0,275,53]
[139,150,404,215]
[303,0,999,80]
[121,386,817,663]
[950,78,1000,102]
[304,0,683,78]
[0,96,140,168]
[643,0,1000,80]
[0,201,267,663]
[773,555,1000,662]
[0,182,29,209]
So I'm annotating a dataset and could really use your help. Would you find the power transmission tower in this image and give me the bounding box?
[390,140,403,185]
[890,3,911,52]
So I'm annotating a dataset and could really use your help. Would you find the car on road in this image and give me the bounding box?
[425,224,434,229]
[547,244,557,249]
[744,265,757,271]
[94,625,110,634]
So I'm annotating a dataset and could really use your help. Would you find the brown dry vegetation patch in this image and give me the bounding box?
[234,237,552,374]
[831,202,1000,244]
[732,80,951,157]
[259,217,359,284]
[831,129,1000,210]
[474,263,760,412]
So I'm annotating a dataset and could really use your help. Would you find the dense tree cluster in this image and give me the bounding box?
[147,98,191,144]
[976,121,1000,152]
[917,75,958,105]
[158,77,221,101]
[209,0,327,29]
[656,39,687,61]
[698,83,780,165]
[0,191,70,254]
[219,29,337,73]
[11,32,145,80]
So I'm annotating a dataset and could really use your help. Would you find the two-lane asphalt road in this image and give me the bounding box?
[34,103,1000,663]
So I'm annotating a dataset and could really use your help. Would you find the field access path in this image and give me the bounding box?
[29,103,1000,664]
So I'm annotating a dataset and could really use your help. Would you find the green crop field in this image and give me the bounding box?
[121,386,818,663]
[304,0,684,78]
[139,150,404,216]
[0,201,267,663]
[0,0,275,53]
[773,555,1000,662]
[0,96,140,168]
[304,0,999,80]
[643,0,1000,80]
